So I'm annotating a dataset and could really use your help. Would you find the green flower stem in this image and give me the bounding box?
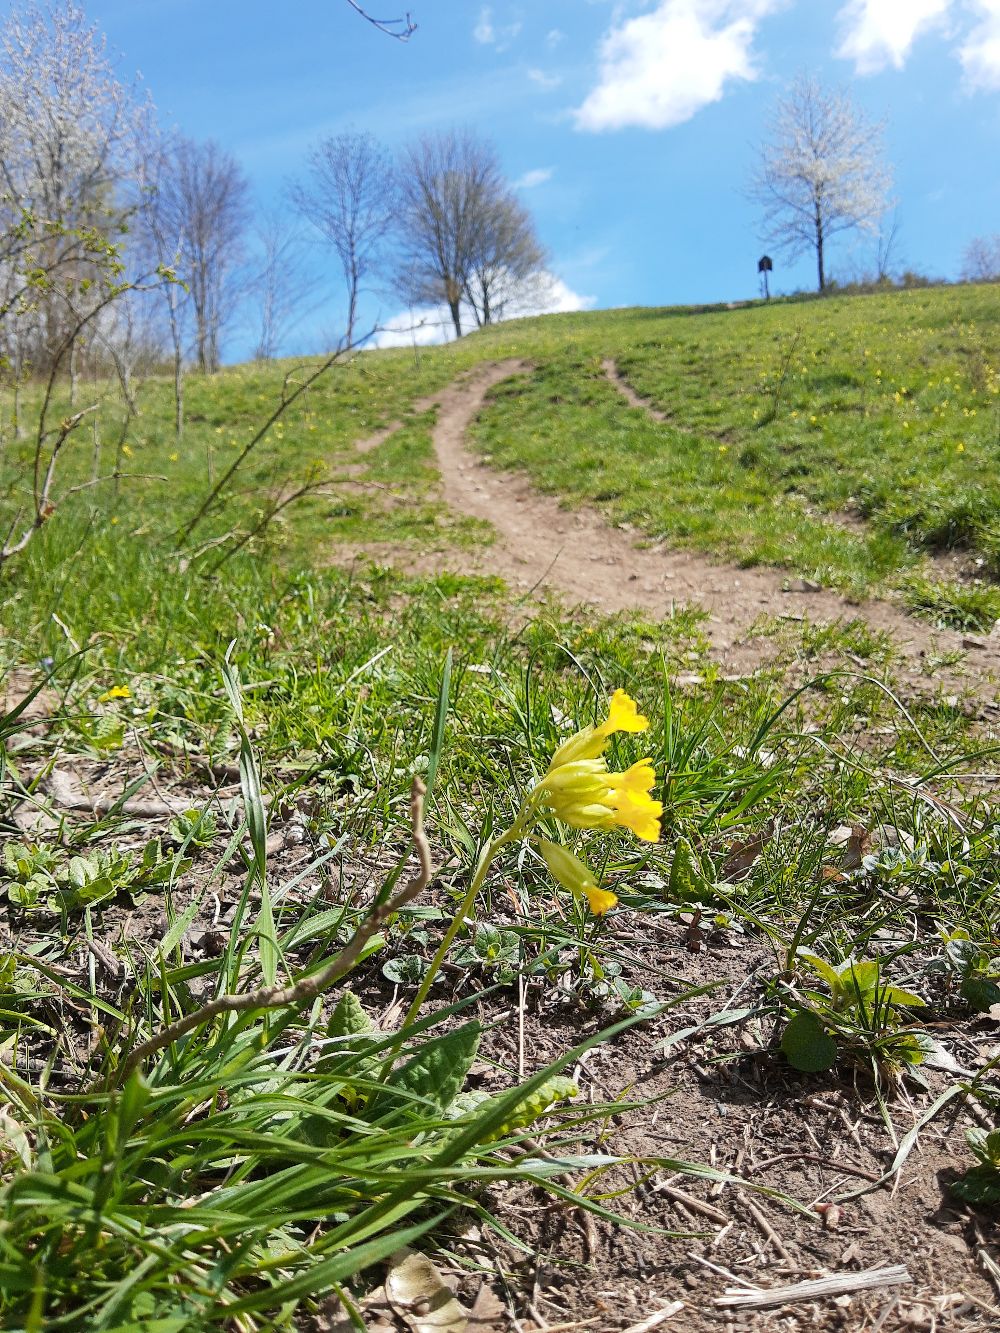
[401,811,534,1031]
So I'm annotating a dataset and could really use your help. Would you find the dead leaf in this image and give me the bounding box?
[466,1283,506,1330]
[723,822,773,881]
[681,909,704,953]
[385,1247,469,1333]
[840,825,871,871]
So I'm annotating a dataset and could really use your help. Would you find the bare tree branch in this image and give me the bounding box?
[344,0,416,40]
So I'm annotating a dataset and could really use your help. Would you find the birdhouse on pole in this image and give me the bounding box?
[758,255,773,301]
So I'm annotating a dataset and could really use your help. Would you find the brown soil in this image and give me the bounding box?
[343,361,1000,700]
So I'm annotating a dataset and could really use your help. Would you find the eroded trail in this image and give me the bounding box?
[358,360,1000,694]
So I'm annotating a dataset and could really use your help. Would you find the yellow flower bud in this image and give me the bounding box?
[537,838,618,915]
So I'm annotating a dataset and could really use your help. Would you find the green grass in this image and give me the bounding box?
[469,287,1000,625]
[1,284,999,1327]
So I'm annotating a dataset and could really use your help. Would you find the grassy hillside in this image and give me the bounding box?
[1,286,999,1327]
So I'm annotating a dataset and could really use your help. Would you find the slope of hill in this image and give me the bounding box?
[1,285,998,1330]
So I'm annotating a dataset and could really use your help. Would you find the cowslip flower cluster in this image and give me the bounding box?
[531,689,662,915]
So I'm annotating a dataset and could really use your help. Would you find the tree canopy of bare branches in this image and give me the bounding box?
[396,130,543,338]
[464,192,546,327]
[153,136,251,373]
[961,234,1000,284]
[290,131,396,346]
[750,74,892,293]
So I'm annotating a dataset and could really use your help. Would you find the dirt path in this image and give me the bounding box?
[350,360,1000,695]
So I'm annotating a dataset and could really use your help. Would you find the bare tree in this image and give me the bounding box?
[154,137,250,373]
[750,74,892,293]
[290,131,396,346]
[961,234,1000,284]
[251,211,319,360]
[464,192,546,326]
[398,130,535,338]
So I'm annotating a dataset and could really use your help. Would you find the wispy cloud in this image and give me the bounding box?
[574,0,785,133]
[473,6,495,44]
[959,0,1000,89]
[514,167,554,189]
[835,0,952,74]
[527,67,563,90]
[473,5,522,51]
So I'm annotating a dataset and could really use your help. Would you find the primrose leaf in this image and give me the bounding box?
[949,1164,1000,1208]
[781,1009,838,1073]
[384,1021,481,1114]
[667,838,715,905]
[961,975,1000,1013]
[798,951,841,992]
[880,984,925,1009]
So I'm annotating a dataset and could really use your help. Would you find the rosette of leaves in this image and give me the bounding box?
[781,953,927,1074]
[2,839,188,911]
[949,1128,1000,1208]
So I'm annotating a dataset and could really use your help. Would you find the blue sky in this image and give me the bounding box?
[69,0,1000,355]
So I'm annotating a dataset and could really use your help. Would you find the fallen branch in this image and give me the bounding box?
[115,776,432,1083]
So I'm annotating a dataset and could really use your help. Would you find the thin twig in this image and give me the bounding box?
[115,777,432,1082]
[344,0,416,39]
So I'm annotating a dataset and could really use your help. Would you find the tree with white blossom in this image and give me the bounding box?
[750,74,892,293]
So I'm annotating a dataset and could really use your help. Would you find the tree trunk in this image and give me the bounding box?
[815,208,825,292]
[448,298,462,338]
[173,345,184,439]
[13,377,24,440]
[69,339,78,408]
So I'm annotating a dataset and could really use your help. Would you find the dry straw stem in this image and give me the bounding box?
[116,776,433,1083]
[715,1264,911,1309]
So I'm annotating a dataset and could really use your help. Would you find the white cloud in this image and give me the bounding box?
[514,167,554,188]
[959,0,1000,89]
[835,0,952,74]
[371,273,594,350]
[473,7,495,44]
[547,28,565,47]
[528,67,563,90]
[574,0,785,133]
[473,5,522,50]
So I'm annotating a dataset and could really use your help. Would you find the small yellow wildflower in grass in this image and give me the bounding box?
[403,689,660,1024]
[98,685,131,703]
[169,452,179,462]
[121,443,133,458]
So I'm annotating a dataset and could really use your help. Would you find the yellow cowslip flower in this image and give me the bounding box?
[549,688,649,769]
[536,692,662,843]
[537,838,618,915]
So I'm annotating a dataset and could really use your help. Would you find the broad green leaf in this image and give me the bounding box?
[798,951,840,992]
[667,838,714,905]
[781,1009,838,1073]
[448,1075,579,1143]
[384,1021,481,1113]
[326,991,374,1039]
[961,975,1000,1013]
